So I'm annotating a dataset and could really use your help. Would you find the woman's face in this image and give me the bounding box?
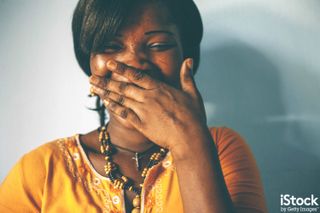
[90,1,184,89]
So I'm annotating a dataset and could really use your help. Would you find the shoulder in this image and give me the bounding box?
[20,135,78,167]
[0,135,79,211]
[207,126,258,169]
[2,135,79,185]
[208,126,249,155]
[4,135,80,187]
[208,126,243,141]
[208,127,267,212]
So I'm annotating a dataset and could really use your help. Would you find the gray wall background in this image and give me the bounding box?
[1,0,319,212]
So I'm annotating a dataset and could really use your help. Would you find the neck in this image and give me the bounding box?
[106,117,155,153]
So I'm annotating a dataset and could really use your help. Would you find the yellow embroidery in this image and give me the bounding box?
[56,137,115,212]
[154,179,163,213]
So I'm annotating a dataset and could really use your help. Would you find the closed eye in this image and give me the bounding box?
[102,43,123,53]
[148,43,176,52]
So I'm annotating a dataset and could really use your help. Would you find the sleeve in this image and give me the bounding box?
[210,127,268,213]
[0,150,46,212]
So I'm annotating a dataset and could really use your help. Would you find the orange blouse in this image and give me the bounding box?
[0,127,267,212]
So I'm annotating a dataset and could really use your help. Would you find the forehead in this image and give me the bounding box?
[118,1,177,34]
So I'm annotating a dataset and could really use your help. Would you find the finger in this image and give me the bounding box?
[89,75,106,88]
[106,60,159,90]
[89,84,110,99]
[90,85,140,110]
[90,76,145,102]
[180,58,200,99]
[103,98,141,127]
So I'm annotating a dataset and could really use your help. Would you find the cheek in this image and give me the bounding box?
[152,50,183,86]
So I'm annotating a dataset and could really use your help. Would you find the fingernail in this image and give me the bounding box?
[89,76,98,84]
[187,58,194,76]
[90,85,96,92]
[91,85,100,93]
[89,86,96,97]
[103,99,110,106]
[187,58,194,70]
[107,60,117,70]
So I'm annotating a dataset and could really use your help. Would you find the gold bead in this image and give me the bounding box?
[132,195,141,207]
[142,169,148,176]
[131,207,140,213]
[121,176,128,182]
[100,146,105,153]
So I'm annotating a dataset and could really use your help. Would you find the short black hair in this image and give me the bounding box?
[72,0,203,126]
[72,0,203,76]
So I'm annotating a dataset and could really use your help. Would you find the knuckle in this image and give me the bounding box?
[103,90,111,98]
[116,63,126,73]
[91,76,106,88]
[120,108,128,118]
[97,80,105,88]
[117,95,125,105]
[132,70,145,81]
[118,82,128,92]
[109,101,117,110]
[104,79,110,89]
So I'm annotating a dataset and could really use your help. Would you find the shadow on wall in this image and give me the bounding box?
[196,41,320,212]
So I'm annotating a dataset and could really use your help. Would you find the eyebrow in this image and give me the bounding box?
[145,30,175,36]
[114,30,175,38]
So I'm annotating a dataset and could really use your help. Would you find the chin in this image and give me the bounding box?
[109,113,136,129]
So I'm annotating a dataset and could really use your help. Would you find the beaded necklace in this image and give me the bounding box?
[98,125,168,213]
[111,142,158,171]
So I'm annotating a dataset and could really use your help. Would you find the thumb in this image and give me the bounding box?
[180,58,198,97]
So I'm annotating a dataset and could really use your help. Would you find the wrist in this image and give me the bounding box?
[169,126,213,162]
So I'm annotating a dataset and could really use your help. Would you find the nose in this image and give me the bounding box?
[114,46,150,71]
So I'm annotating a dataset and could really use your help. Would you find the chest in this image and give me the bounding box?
[86,150,153,212]
[56,139,184,212]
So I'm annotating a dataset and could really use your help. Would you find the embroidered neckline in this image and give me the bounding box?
[57,134,175,213]
[74,134,111,181]
[73,134,173,179]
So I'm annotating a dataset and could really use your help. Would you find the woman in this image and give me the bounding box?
[0,0,267,212]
